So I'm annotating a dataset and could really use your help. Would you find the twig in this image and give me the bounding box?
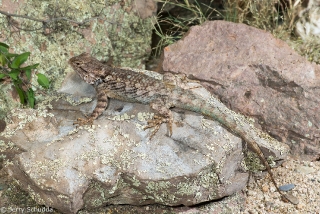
[0,10,99,25]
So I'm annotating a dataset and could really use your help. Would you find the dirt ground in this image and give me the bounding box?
[0,155,319,214]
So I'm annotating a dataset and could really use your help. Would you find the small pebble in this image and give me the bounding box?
[283,193,299,205]
[279,183,295,191]
[295,165,316,174]
[262,185,269,192]
[247,190,257,196]
[296,203,305,210]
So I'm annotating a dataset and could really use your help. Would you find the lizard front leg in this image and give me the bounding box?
[74,89,109,126]
[144,98,174,139]
[163,72,200,90]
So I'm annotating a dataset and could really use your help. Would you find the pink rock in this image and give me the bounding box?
[162,20,320,160]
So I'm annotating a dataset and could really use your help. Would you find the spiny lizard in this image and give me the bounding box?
[69,52,294,203]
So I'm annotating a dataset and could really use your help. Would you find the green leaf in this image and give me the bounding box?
[0,42,9,49]
[20,64,39,81]
[25,69,32,80]
[11,52,30,68]
[0,46,8,54]
[13,83,25,104]
[0,43,9,54]
[5,53,19,58]
[27,88,35,108]
[8,70,20,80]
[21,63,39,70]
[0,54,6,66]
[0,73,6,79]
[36,73,50,89]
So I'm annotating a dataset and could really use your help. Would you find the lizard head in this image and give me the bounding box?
[69,52,105,85]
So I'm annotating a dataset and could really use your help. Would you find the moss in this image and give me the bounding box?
[244,151,276,173]
[289,38,320,64]
[85,178,132,208]
[3,180,39,207]
[0,85,21,120]
[83,161,220,208]
[244,151,265,172]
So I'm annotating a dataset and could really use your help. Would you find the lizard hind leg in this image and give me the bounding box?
[74,116,95,127]
[144,99,174,139]
[74,90,109,126]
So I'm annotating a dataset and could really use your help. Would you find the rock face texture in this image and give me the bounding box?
[0,0,157,120]
[162,20,320,160]
[0,69,289,213]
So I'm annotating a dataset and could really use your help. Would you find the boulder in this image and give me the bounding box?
[0,68,289,213]
[162,20,320,160]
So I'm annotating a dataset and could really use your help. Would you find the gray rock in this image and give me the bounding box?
[0,68,289,213]
[279,183,295,191]
[0,0,157,120]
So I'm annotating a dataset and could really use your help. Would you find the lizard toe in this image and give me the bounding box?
[74,117,94,126]
[144,115,172,139]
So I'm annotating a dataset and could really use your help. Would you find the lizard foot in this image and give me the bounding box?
[144,115,173,139]
[73,117,94,126]
[163,72,201,90]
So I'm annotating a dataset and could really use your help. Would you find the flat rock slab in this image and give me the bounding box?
[162,20,320,160]
[0,68,290,213]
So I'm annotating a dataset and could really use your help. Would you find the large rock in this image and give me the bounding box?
[0,68,289,213]
[0,0,156,119]
[161,20,320,160]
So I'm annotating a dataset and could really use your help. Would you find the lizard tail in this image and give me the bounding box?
[174,90,289,201]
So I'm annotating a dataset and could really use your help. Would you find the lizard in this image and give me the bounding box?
[69,52,295,204]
